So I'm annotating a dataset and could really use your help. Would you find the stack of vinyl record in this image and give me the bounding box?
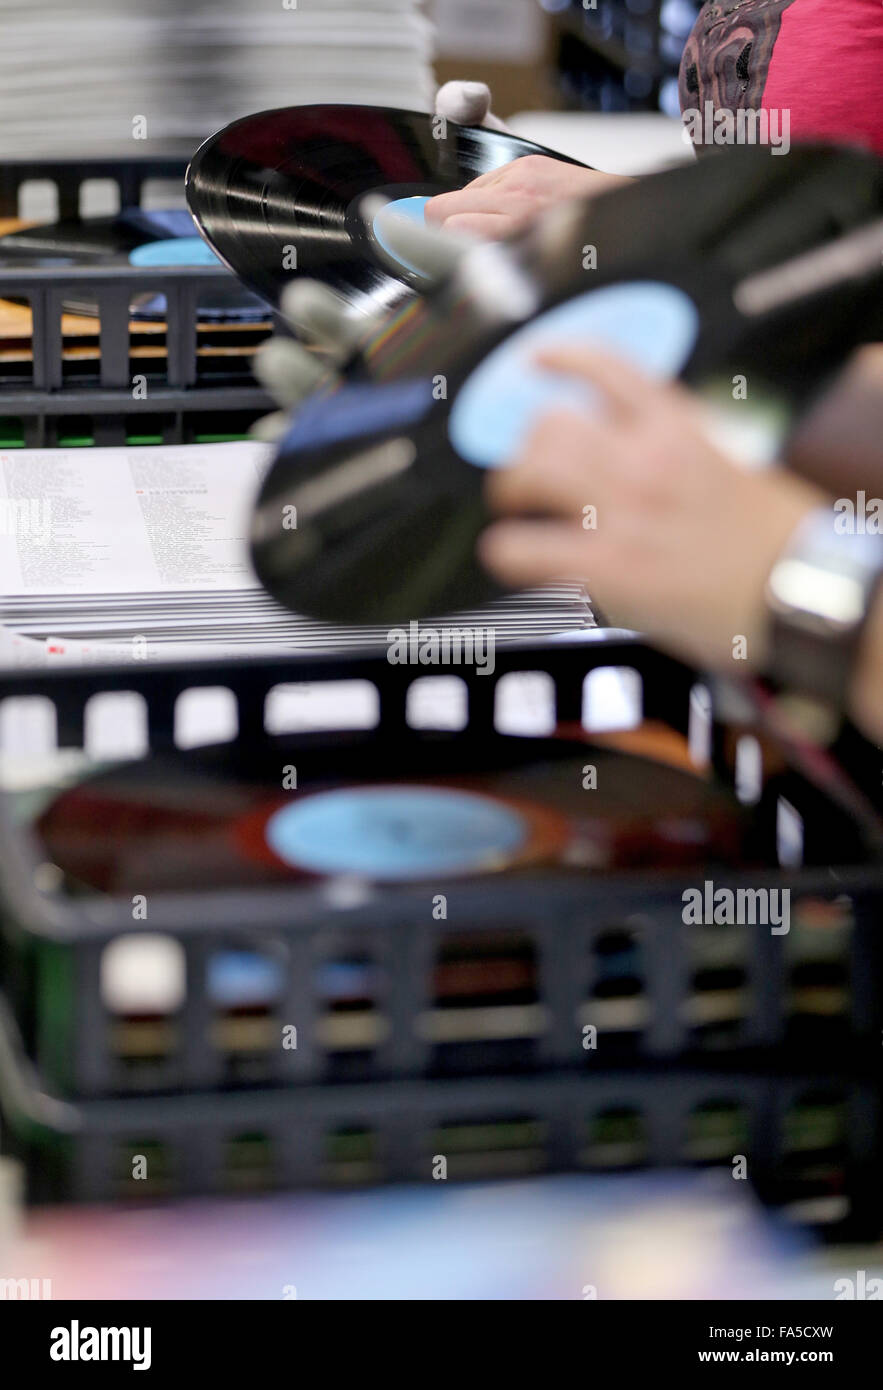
[0,0,436,159]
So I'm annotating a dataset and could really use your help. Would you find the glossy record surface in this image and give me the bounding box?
[185,103,579,314]
[250,144,883,625]
[36,735,749,895]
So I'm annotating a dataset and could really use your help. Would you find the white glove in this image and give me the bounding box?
[435,80,511,133]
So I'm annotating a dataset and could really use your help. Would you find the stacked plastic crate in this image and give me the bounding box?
[0,635,879,1242]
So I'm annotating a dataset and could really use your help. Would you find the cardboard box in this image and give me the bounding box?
[429,0,557,116]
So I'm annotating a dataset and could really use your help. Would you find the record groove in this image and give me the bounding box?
[185,104,583,315]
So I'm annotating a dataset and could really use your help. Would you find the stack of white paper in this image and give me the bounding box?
[0,441,594,666]
[0,0,436,159]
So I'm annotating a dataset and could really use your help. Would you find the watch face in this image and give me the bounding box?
[765,508,883,715]
[768,509,883,632]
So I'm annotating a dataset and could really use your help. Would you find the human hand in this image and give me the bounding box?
[479,348,825,676]
[424,156,628,240]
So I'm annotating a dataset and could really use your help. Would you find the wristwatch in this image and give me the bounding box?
[765,505,883,712]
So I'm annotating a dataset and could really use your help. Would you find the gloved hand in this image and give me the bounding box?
[251,85,511,440]
[251,213,471,440]
[435,80,511,132]
[250,281,359,440]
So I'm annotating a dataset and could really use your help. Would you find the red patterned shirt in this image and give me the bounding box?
[679,0,883,156]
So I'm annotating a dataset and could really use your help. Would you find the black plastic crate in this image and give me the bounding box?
[1,1004,878,1239]
[0,157,274,444]
[0,639,879,1099]
[0,638,879,1233]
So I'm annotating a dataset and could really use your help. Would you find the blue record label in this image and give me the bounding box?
[129,237,221,267]
[265,785,529,880]
[372,195,433,278]
[448,280,699,469]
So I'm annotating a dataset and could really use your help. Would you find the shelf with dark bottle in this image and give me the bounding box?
[548,0,702,113]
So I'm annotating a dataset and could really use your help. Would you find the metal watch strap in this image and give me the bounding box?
[765,507,883,710]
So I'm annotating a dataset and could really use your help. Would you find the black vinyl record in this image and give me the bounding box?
[36,734,750,897]
[250,143,883,625]
[0,211,156,261]
[184,103,583,317]
[0,208,265,321]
